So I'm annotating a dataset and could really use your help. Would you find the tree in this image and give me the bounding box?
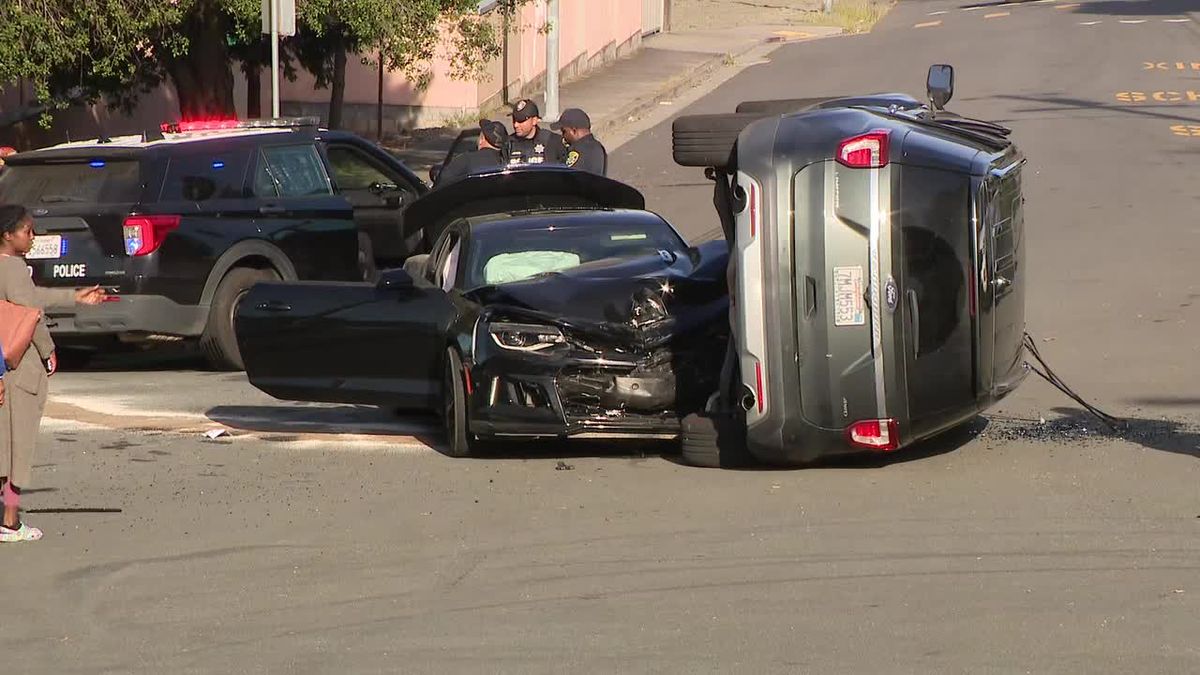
[1,0,522,129]
[289,0,517,130]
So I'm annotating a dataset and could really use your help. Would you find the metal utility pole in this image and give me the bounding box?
[545,0,560,122]
[262,0,294,119]
[271,0,280,118]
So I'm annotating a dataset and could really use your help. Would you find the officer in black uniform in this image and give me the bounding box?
[435,119,508,187]
[551,108,607,176]
[507,98,565,166]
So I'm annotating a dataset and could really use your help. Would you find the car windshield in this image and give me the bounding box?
[462,210,687,289]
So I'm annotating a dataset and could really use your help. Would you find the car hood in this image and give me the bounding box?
[404,167,646,243]
[465,239,730,349]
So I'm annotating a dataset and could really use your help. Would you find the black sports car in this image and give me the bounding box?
[234,168,730,456]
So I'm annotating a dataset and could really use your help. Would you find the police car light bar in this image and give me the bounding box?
[159,117,320,134]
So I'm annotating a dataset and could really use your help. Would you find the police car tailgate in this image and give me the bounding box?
[28,212,131,294]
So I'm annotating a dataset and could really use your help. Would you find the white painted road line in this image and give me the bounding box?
[1163,18,1193,23]
[1079,20,1102,25]
[1119,19,1148,24]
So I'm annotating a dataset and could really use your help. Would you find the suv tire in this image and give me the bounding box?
[672,113,768,169]
[201,267,280,371]
[680,411,754,469]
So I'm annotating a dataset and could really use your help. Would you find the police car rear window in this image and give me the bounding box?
[0,160,141,204]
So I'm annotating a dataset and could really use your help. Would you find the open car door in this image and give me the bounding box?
[234,270,456,410]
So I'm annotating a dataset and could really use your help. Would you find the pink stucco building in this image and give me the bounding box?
[0,0,667,149]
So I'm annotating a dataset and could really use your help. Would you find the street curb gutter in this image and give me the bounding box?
[592,28,844,142]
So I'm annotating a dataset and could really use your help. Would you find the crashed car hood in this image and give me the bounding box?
[465,239,730,349]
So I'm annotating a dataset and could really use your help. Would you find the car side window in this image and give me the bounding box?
[326,145,397,191]
[161,151,250,202]
[253,144,333,198]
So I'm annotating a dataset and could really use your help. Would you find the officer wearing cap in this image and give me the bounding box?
[551,108,607,176]
[507,99,565,166]
[435,119,508,187]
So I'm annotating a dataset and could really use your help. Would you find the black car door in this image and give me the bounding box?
[235,270,457,410]
[324,141,421,263]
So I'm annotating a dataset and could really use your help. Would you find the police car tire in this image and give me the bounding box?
[672,113,767,168]
[201,267,279,372]
[734,97,835,114]
[680,412,753,469]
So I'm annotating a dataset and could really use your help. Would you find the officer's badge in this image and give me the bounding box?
[566,150,580,167]
[534,144,544,154]
[516,100,527,111]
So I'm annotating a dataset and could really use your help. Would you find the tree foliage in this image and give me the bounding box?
[0,0,524,128]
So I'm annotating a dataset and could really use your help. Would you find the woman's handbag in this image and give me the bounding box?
[0,300,41,369]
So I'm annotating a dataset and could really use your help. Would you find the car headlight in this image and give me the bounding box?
[488,322,566,352]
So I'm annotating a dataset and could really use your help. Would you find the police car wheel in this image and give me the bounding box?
[201,267,280,372]
[680,411,754,469]
[671,113,767,169]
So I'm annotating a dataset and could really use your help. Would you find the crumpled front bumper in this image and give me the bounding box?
[466,328,725,440]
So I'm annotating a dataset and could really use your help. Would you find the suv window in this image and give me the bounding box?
[253,145,333,198]
[161,151,250,202]
[326,146,395,191]
[0,160,141,204]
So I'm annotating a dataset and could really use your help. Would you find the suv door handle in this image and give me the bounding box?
[906,289,920,359]
[255,301,292,312]
[258,205,287,215]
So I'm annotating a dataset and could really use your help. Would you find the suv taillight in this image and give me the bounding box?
[846,419,900,451]
[836,130,891,168]
[123,215,181,256]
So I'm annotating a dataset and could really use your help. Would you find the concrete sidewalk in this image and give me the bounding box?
[390,23,843,176]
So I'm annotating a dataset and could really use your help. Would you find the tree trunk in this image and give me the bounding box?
[329,43,347,129]
[244,64,262,119]
[164,1,237,119]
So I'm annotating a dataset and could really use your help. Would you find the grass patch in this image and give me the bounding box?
[799,0,894,34]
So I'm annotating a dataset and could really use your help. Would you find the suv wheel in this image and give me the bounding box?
[201,267,280,371]
[680,411,754,469]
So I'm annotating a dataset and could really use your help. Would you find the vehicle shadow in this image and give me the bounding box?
[980,407,1200,460]
[1069,0,1199,17]
[205,404,444,446]
[57,343,211,373]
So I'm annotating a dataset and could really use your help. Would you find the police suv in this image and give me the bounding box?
[0,118,428,370]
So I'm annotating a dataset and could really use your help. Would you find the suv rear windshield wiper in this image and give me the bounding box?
[39,195,87,203]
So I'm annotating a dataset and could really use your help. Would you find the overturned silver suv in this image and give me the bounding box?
[673,65,1029,467]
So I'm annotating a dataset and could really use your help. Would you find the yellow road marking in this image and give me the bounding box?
[985,11,1011,18]
[1143,62,1200,71]
[914,20,942,28]
[1170,125,1200,137]
[1117,91,1200,103]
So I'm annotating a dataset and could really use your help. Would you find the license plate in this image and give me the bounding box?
[833,266,866,327]
[27,235,63,260]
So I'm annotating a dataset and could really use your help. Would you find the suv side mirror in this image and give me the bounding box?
[927,64,954,111]
[377,268,415,290]
[428,165,442,184]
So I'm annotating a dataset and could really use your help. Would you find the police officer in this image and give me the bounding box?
[435,119,508,187]
[507,98,565,166]
[551,108,607,176]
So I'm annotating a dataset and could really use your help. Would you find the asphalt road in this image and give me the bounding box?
[7,1,1200,672]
